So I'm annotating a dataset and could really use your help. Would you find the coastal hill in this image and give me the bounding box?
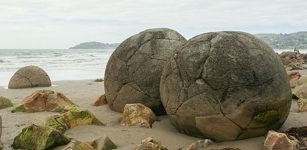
[69,32,307,49]
[69,41,119,49]
[255,31,307,49]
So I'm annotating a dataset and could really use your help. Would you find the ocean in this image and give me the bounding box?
[0,48,306,87]
[0,49,113,87]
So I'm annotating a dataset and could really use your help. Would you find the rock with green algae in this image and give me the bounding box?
[0,96,13,109]
[62,140,95,150]
[254,110,280,124]
[44,115,69,133]
[62,106,104,128]
[90,136,117,150]
[12,124,70,150]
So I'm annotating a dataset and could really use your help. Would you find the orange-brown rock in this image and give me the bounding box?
[280,52,304,71]
[297,99,307,112]
[287,71,301,88]
[94,94,107,106]
[264,130,299,150]
[136,137,168,150]
[121,103,156,128]
[11,90,75,113]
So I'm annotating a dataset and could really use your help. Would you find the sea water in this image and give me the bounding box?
[0,49,113,87]
[1,48,307,87]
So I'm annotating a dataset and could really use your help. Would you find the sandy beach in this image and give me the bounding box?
[0,79,305,150]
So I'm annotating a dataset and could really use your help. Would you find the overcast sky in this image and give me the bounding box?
[0,0,306,49]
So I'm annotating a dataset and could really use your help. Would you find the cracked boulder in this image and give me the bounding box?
[12,90,76,113]
[160,31,292,141]
[8,65,51,89]
[287,71,301,88]
[104,28,186,115]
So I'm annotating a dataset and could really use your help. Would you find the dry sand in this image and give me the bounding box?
[0,79,306,150]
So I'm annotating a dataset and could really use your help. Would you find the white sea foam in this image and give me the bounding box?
[1,48,307,87]
[0,49,113,86]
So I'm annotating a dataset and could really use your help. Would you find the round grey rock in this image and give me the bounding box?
[104,28,186,115]
[8,65,51,89]
[160,31,292,141]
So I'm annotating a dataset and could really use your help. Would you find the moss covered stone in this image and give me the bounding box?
[254,110,280,125]
[44,115,69,133]
[11,105,26,113]
[12,124,70,150]
[0,96,13,109]
[63,106,104,128]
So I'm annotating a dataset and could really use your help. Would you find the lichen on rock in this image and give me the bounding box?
[44,115,69,133]
[12,124,70,150]
[63,106,104,128]
[0,96,13,109]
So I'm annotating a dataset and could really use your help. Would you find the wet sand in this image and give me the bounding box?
[0,80,306,150]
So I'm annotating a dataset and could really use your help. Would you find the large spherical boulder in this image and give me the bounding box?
[8,65,51,89]
[160,31,292,141]
[104,28,186,115]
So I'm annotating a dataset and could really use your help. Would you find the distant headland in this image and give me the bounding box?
[255,31,307,49]
[69,41,119,49]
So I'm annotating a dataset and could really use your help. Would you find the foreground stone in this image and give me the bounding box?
[160,31,292,141]
[90,136,117,150]
[136,137,168,150]
[285,126,307,149]
[8,65,51,89]
[44,106,104,132]
[12,90,75,113]
[264,130,299,150]
[62,140,95,150]
[297,99,307,112]
[0,96,13,109]
[179,139,213,150]
[12,124,70,150]
[121,103,156,128]
[104,28,187,115]
[94,94,107,106]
